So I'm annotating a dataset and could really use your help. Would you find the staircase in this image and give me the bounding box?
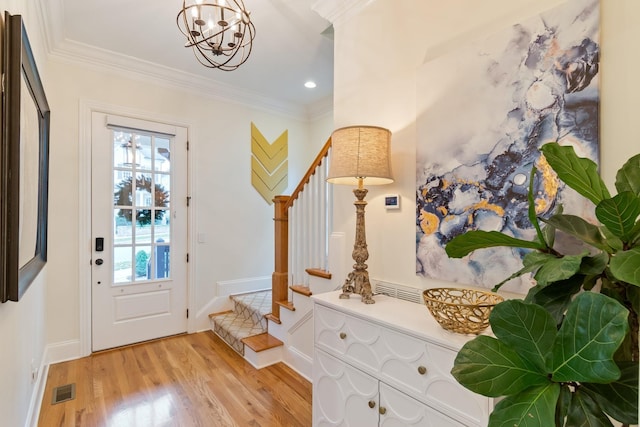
[209,290,283,367]
[209,136,336,377]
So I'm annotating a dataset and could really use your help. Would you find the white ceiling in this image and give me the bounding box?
[39,0,334,116]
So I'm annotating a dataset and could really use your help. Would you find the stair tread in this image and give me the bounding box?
[290,285,312,297]
[305,268,332,279]
[208,310,233,319]
[211,290,272,356]
[242,333,283,352]
[276,300,295,311]
[231,291,272,321]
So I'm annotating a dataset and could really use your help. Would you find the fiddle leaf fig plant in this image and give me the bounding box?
[445,142,640,426]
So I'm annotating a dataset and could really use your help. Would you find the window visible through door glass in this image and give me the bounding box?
[112,130,172,284]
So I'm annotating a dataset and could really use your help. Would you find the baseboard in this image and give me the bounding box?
[283,346,313,382]
[25,361,49,427]
[26,339,81,427]
[44,339,82,365]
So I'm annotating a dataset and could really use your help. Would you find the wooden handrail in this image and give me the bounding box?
[284,136,332,211]
[271,136,332,322]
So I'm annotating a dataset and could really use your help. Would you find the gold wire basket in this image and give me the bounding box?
[422,288,504,334]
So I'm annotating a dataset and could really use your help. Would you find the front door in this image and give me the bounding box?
[91,112,188,351]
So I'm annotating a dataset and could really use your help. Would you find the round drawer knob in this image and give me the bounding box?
[339,332,347,340]
[368,400,376,409]
[417,366,427,375]
[379,407,387,415]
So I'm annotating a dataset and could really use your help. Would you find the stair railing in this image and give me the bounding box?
[271,137,332,322]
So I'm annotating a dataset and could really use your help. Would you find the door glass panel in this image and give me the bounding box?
[135,209,153,244]
[155,209,170,243]
[114,209,132,246]
[114,246,133,284]
[153,244,170,279]
[134,246,152,281]
[113,131,135,168]
[135,172,154,208]
[155,174,171,205]
[137,134,153,171]
[155,138,171,172]
[111,129,173,285]
[114,171,133,206]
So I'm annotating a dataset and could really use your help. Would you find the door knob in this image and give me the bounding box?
[95,258,104,266]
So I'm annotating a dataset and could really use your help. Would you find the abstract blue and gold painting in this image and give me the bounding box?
[416,0,600,293]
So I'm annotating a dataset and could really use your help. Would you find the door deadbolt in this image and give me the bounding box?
[95,258,104,266]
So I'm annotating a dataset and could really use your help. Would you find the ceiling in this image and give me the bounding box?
[39,0,334,116]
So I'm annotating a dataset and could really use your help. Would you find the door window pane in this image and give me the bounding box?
[134,246,151,281]
[114,172,133,207]
[155,138,171,172]
[152,244,170,279]
[113,131,138,168]
[136,134,153,171]
[114,209,132,246]
[114,246,133,284]
[155,210,170,243]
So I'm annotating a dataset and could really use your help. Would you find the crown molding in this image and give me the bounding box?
[36,0,329,121]
[311,0,377,25]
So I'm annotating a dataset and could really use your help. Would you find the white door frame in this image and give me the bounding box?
[78,99,197,357]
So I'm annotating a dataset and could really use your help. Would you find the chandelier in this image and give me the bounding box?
[177,0,256,71]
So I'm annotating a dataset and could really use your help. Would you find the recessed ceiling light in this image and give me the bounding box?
[304,81,317,89]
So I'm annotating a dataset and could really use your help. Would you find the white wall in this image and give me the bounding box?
[331,0,640,291]
[0,1,49,426]
[43,59,332,346]
[0,1,333,423]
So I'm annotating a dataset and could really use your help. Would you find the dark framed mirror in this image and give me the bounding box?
[1,12,50,302]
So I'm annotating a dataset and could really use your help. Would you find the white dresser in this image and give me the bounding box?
[312,291,492,427]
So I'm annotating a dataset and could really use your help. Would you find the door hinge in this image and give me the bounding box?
[186,309,189,319]
[186,253,189,263]
[186,196,191,207]
[186,140,189,150]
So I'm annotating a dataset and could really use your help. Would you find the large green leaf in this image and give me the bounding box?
[579,252,608,276]
[445,230,543,258]
[533,253,587,286]
[566,389,613,427]
[489,300,556,372]
[541,214,608,251]
[555,385,572,426]
[595,192,640,241]
[490,252,557,292]
[552,293,628,383]
[488,383,560,427]
[584,362,639,424]
[451,335,549,397]
[540,143,611,205]
[629,219,640,245]
[615,152,640,196]
[610,247,640,286]
[525,275,585,325]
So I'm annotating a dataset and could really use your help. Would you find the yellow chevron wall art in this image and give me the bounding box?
[251,122,288,205]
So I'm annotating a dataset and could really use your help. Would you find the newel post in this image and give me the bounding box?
[272,195,290,321]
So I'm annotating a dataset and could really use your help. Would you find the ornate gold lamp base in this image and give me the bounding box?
[339,186,375,304]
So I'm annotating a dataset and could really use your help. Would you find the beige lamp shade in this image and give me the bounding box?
[327,126,394,186]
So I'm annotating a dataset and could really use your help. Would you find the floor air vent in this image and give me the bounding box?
[51,383,76,405]
[373,281,423,304]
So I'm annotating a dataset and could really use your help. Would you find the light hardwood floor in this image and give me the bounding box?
[38,331,312,426]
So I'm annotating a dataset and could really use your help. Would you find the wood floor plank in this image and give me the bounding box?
[38,331,312,427]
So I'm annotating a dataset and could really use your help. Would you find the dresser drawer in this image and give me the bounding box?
[314,303,489,426]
